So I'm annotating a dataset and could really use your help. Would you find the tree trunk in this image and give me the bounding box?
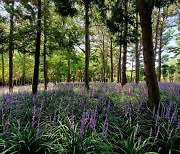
[67,58,71,82]
[138,0,160,110]
[2,52,5,86]
[158,18,164,82]
[102,33,106,82]
[130,60,133,82]
[43,34,48,90]
[121,0,128,86]
[44,28,48,90]
[110,36,113,82]
[153,7,160,55]
[43,0,48,90]
[9,0,14,92]
[22,52,26,85]
[135,10,140,84]
[32,0,42,94]
[84,0,90,90]
[117,45,122,83]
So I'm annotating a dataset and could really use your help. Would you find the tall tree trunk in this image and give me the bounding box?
[9,0,14,92]
[43,0,48,90]
[67,58,71,82]
[84,0,90,90]
[158,17,164,82]
[117,45,122,83]
[22,52,26,85]
[122,0,128,86]
[135,10,140,84]
[102,33,106,82]
[43,33,48,90]
[153,7,160,55]
[2,52,5,86]
[138,0,160,110]
[130,60,133,82]
[110,36,113,82]
[32,0,42,94]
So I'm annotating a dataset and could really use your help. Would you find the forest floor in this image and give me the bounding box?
[0,82,179,154]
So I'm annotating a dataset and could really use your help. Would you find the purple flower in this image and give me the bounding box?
[138,98,143,111]
[155,126,160,141]
[90,108,97,132]
[165,105,171,119]
[32,93,37,101]
[80,111,89,137]
[91,89,96,97]
[102,114,108,139]
[128,86,134,96]
[155,116,159,128]
[107,101,111,110]
[36,104,43,139]
[170,110,176,125]
[36,122,40,139]
[32,105,36,126]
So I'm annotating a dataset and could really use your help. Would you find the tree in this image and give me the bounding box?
[117,45,122,83]
[138,0,160,110]
[84,0,90,90]
[121,0,128,86]
[32,0,42,94]
[0,17,8,86]
[43,0,49,90]
[110,36,114,82]
[8,0,15,92]
[135,2,140,84]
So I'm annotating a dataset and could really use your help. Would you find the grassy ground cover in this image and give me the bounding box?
[0,82,179,154]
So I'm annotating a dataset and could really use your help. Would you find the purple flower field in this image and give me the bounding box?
[0,82,179,153]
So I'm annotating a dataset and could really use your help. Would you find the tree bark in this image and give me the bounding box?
[138,0,160,110]
[84,0,90,90]
[43,27,48,90]
[135,10,140,84]
[32,0,42,94]
[43,0,48,90]
[158,17,164,81]
[9,0,14,92]
[2,52,5,86]
[110,36,113,82]
[117,45,122,83]
[121,0,128,86]
[130,60,133,82]
[102,32,106,82]
[43,33,48,90]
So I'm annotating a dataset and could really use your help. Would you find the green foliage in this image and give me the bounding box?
[0,122,46,154]
[0,83,180,153]
[162,64,169,79]
[53,0,77,17]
